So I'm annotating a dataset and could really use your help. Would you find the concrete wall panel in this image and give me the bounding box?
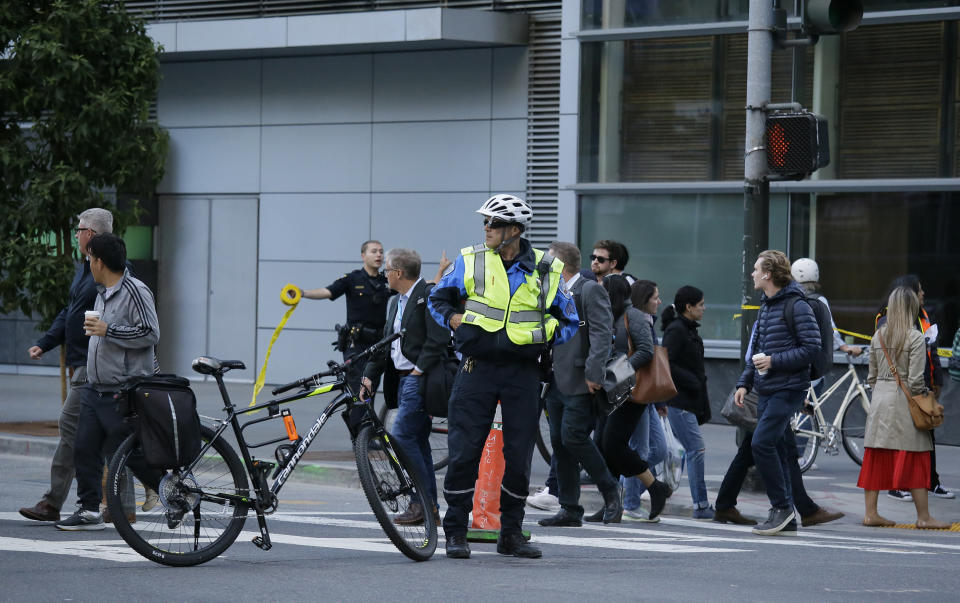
[159,60,261,127]
[373,49,491,122]
[159,127,261,194]
[260,124,372,193]
[262,55,373,125]
[372,121,490,192]
[259,194,371,262]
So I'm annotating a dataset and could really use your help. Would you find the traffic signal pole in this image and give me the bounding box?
[740,0,774,366]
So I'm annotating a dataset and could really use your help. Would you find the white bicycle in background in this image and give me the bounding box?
[792,349,871,473]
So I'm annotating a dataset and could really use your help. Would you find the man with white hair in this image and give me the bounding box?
[790,258,863,364]
[19,208,114,522]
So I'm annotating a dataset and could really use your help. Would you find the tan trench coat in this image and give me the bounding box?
[864,327,933,452]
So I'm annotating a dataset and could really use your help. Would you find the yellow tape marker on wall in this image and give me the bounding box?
[250,284,302,407]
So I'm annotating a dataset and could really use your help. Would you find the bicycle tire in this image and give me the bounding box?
[792,410,821,474]
[106,425,250,567]
[536,396,552,465]
[377,401,449,472]
[429,416,449,471]
[840,392,869,466]
[354,425,437,561]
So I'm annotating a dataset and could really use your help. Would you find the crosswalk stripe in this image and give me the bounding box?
[0,536,144,562]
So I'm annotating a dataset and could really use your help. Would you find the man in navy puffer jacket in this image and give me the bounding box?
[734,250,820,536]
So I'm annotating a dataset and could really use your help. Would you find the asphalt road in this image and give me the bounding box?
[4,452,960,603]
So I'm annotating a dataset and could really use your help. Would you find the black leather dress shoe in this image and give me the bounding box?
[497,532,542,558]
[584,508,605,523]
[601,488,623,524]
[538,509,582,527]
[445,534,471,559]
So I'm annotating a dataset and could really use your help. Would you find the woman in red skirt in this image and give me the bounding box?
[858,286,949,528]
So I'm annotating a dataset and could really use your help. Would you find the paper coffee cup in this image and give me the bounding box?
[84,310,101,334]
[752,353,768,376]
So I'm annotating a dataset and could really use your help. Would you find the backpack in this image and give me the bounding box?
[783,292,834,381]
[119,374,202,469]
[949,327,960,382]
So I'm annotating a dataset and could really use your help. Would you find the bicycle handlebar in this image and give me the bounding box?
[271,330,404,396]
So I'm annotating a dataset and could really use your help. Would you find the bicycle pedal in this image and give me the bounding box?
[252,535,272,551]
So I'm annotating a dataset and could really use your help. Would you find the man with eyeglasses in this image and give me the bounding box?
[428,194,579,559]
[19,208,115,523]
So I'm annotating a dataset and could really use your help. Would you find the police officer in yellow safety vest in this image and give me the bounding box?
[428,195,579,560]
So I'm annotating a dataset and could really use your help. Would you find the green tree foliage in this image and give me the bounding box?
[0,0,168,329]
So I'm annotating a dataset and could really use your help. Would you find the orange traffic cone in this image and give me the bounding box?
[471,408,505,531]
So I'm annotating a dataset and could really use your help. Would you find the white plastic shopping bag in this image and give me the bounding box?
[656,415,685,492]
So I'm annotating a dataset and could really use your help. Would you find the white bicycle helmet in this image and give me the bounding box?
[476,194,533,227]
[791,257,820,283]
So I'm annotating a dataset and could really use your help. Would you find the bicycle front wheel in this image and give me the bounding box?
[106,425,250,566]
[791,410,821,473]
[841,392,869,466]
[354,425,437,561]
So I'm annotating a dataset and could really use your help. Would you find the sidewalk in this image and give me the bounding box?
[4,373,960,527]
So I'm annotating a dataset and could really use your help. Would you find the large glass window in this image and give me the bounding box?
[581,1,960,32]
[581,0,749,31]
[579,21,960,183]
[578,193,788,341]
[579,35,811,182]
[790,191,960,346]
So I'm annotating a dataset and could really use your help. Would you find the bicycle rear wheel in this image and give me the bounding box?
[106,425,250,566]
[841,392,869,466]
[354,425,437,561]
[536,395,552,465]
[791,410,821,473]
[429,416,449,471]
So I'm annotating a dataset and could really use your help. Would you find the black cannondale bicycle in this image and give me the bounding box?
[105,331,437,566]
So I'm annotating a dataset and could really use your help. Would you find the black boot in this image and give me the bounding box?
[648,480,671,521]
[583,508,605,523]
[497,532,542,558]
[601,487,623,524]
[538,508,582,527]
[445,534,471,559]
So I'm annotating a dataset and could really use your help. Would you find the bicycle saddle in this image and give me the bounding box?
[191,356,246,375]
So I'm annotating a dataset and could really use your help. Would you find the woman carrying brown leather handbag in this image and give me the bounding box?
[857,286,949,529]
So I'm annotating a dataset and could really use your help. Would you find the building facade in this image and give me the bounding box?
[3,2,958,436]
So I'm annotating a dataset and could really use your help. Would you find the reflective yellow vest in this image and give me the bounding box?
[460,243,564,345]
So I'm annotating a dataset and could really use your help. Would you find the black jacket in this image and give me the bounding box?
[363,280,454,413]
[662,315,711,424]
[36,260,98,367]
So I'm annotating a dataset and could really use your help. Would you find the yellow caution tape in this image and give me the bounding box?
[250,284,302,408]
[834,327,873,342]
[730,312,954,357]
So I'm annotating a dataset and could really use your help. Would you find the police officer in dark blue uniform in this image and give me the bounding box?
[297,240,389,422]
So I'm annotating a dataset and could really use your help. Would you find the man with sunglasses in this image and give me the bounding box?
[589,240,623,280]
[428,194,579,560]
[19,208,114,523]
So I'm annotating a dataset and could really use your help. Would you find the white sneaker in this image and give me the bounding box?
[142,487,160,511]
[55,508,105,531]
[623,507,660,523]
[931,485,956,499]
[526,488,560,512]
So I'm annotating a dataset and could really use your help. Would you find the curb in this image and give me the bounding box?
[0,434,59,458]
[0,433,361,488]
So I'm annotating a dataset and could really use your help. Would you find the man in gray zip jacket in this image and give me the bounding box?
[56,233,160,531]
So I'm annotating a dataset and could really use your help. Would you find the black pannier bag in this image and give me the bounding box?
[119,374,202,469]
